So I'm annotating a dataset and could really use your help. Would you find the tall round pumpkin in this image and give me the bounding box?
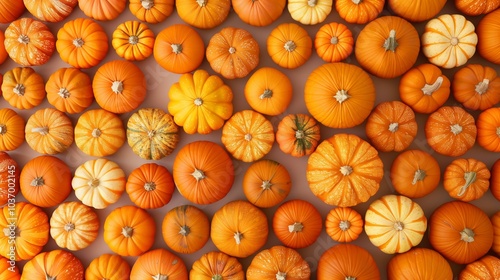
[24,0,77,23]
[45,68,94,114]
[25,108,74,155]
[21,250,84,280]
[130,248,188,280]
[0,108,25,151]
[387,248,453,280]
[128,0,174,23]
[317,244,380,280]
[85,254,131,280]
[246,245,311,280]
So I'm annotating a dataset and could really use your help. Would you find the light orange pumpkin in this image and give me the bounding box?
[128,0,174,23]
[276,113,321,157]
[314,22,354,63]
[24,0,78,22]
[443,158,490,202]
[325,207,363,243]
[335,0,384,24]
[2,67,45,110]
[126,163,175,209]
[190,251,244,280]
[246,245,311,280]
[0,256,20,279]
[388,0,447,22]
[0,109,25,151]
[477,9,500,64]
[79,0,127,21]
[25,108,74,155]
[452,64,500,111]
[45,68,93,114]
[267,23,312,69]
[130,248,188,280]
[176,0,231,29]
[0,152,20,206]
[112,20,155,61]
[455,0,500,16]
[476,107,500,152]
[387,248,453,280]
[231,0,286,27]
[0,1,25,23]
[85,254,131,280]
[21,249,84,280]
[317,244,380,280]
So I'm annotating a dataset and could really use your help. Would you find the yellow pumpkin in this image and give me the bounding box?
[287,0,333,25]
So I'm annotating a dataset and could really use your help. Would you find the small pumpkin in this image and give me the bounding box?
[176,0,231,29]
[455,0,500,16]
[288,0,332,25]
[317,244,380,280]
[24,0,77,22]
[130,248,188,280]
[2,67,45,110]
[129,0,174,23]
[0,152,20,206]
[267,23,312,69]
[276,113,321,157]
[126,163,175,209]
[190,251,244,280]
[314,22,354,63]
[49,201,99,251]
[452,64,500,111]
[45,68,94,114]
[231,0,286,27]
[443,158,490,202]
[477,9,500,64]
[72,158,126,209]
[85,254,131,280]
[0,256,20,279]
[388,0,447,22]
[246,245,311,280]
[335,0,384,24]
[79,0,126,21]
[459,255,500,279]
[0,109,25,151]
[126,108,180,160]
[325,207,363,243]
[25,108,74,155]
[492,211,500,254]
[21,250,84,280]
[387,248,453,280]
[477,107,500,152]
[0,1,24,23]
[112,20,154,61]
[490,159,500,201]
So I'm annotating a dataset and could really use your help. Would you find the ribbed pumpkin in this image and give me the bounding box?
[45,68,93,114]
[335,0,383,24]
[176,0,231,29]
[492,211,500,254]
[443,158,490,202]
[246,246,311,280]
[112,20,155,61]
[2,67,45,110]
[231,0,286,27]
[0,1,24,23]
[85,254,131,280]
[78,0,126,21]
[387,248,453,280]
[24,0,77,22]
[21,250,84,280]
[276,113,321,157]
[128,0,174,23]
[490,159,500,201]
[287,0,332,25]
[0,29,7,65]
[459,255,500,280]
[126,163,175,209]
[314,22,354,63]
[477,107,500,152]
[130,248,188,280]
[455,0,500,16]
[452,64,500,111]
[325,207,363,243]
[477,9,500,64]
[388,0,447,22]
[0,152,20,206]
[0,109,25,151]
[317,244,380,280]
[267,23,312,69]
[25,108,74,155]
[190,251,244,280]
[0,256,20,279]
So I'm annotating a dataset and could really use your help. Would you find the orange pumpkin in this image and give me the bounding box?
[112,20,154,61]
[45,68,93,114]
[19,155,72,208]
[287,0,332,25]
[477,9,500,64]
[25,108,74,155]
[129,0,174,23]
[190,251,244,280]
[317,244,380,280]
[425,106,477,157]
[492,211,500,254]
[314,22,354,63]
[24,0,77,22]
[176,0,231,29]
[335,0,384,24]
[0,109,25,151]
[232,0,286,27]
[429,200,494,264]
[126,163,174,209]
[387,248,453,280]
[130,248,188,280]
[306,133,384,207]
[477,107,500,152]
[79,0,126,21]
[443,158,490,202]
[0,256,20,279]
[206,27,260,79]
[452,64,500,111]
[247,245,311,280]
[455,0,500,16]
[0,29,8,65]
[85,254,131,280]
[388,0,447,22]
[490,159,500,201]
[0,1,24,23]
[2,67,45,110]
[173,141,234,205]
[244,67,293,116]
[459,255,500,279]
[267,23,312,69]
[21,250,84,280]
[276,113,321,158]
[325,207,363,243]
[0,152,19,206]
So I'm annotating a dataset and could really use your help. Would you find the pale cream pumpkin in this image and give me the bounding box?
[287,0,333,25]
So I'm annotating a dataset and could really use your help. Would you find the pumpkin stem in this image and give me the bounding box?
[261,180,273,190]
[460,228,475,243]
[421,76,443,96]
[129,35,139,45]
[260,89,273,99]
[152,274,168,280]
[141,0,154,9]
[334,89,350,104]
[73,38,84,47]
[229,46,236,54]
[244,133,252,141]
[450,124,463,135]
[196,0,207,6]
[0,124,6,135]
[340,165,353,176]
[144,182,156,191]
[171,43,183,54]
[475,79,489,94]
[179,225,190,236]
[147,130,156,138]
[31,127,49,135]
[45,275,57,280]
[288,222,304,232]
[307,0,317,6]
[388,122,399,132]
[88,178,100,188]
[383,29,398,52]
[351,0,361,4]
[497,127,500,137]
[345,277,357,280]
[30,177,45,187]
[57,88,71,98]
[194,97,203,106]
[212,275,223,280]
[18,34,29,44]
[295,130,305,140]
[284,40,297,52]
[91,128,102,138]
[394,221,405,231]
[13,84,25,96]
[339,220,351,231]
[276,271,287,280]
[122,226,134,238]
[450,37,459,46]
[234,232,243,244]
[412,169,426,185]
[64,223,75,232]
[111,81,124,94]
[3,226,19,237]
[457,171,477,197]
[330,36,338,44]
[191,169,206,181]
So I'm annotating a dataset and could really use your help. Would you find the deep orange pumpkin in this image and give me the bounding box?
[130,248,188,279]
[126,163,175,209]
[477,107,500,152]
[325,207,363,243]
[21,249,84,280]
[459,255,500,279]
[387,248,453,280]
[452,64,500,111]
[85,254,131,280]
[45,68,93,114]
[492,211,500,255]
[231,0,286,27]
[317,244,380,280]
[0,1,25,23]
[443,158,490,202]
[490,159,500,201]
[314,22,354,63]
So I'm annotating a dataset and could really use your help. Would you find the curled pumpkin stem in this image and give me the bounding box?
[475,78,489,94]
[457,171,477,197]
[383,29,398,52]
[421,76,443,96]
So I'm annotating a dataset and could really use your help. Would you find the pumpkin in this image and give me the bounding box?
[0,1,24,23]
[211,200,269,258]
[242,159,291,208]
[306,133,384,207]
[492,211,500,254]
[477,107,500,152]
[335,0,384,24]
[72,158,126,209]
[0,256,20,279]
[455,0,500,16]
[453,64,500,111]
[49,201,99,251]
[85,254,131,280]
[56,18,108,69]
[314,22,354,63]
[162,205,210,254]
[287,0,332,25]
[173,141,234,205]
[24,0,77,22]
[365,101,418,152]
[422,14,478,69]
[154,24,205,74]
[247,245,310,280]
[126,108,180,160]
[244,67,292,116]
[45,68,93,114]
[231,0,285,27]
[221,110,275,162]
[176,0,231,29]
[93,60,147,114]
[0,29,8,65]
[2,67,45,110]
[477,9,500,64]
[490,159,500,201]
[390,149,441,198]
[0,109,25,151]
[267,23,312,69]
[130,248,188,280]
[206,27,260,79]
[388,0,447,22]
[443,158,490,202]
[0,202,49,261]
[167,69,233,134]
[325,207,363,243]
[425,106,477,157]
[317,244,380,280]
[355,16,420,79]
[103,205,156,256]
[190,251,244,280]
[4,18,55,66]
[365,195,427,254]
[19,155,72,208]
[304,62,376,128]
[0,152,19,206]
[25,108,73,155]
[273,199,322,249]
[74,109,126,157]
[21,250,83,280]
[459,255,500,279]
[79,0,126,21]
[387,248,453,280]
[126,163,175,209]
[429,200,494,264]
[129,0,174,23]
[276,113,321,157]
[112,20,154,61]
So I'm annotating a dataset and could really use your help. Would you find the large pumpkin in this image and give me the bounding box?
[45,68,94,114]
[455,0,500,16]
[2,67,45,110]
[25,108,74,155]
[128,0,174,23]
[24,0,77,22]
[21,250,84,280]
[130,248,188,280]
[477,9,500,64]
[0,152,20,206]
[126,163,175,209]
[317,244,380,280]
[85,254,131,280]
[176,0,231,29]
[387,248,453,280]
[0,109,25,151]
[388,0,447,22]
[476,107,500,152]
[112,20,155,61]
[452,64,500,111]
[246,245,310,280]
[190,251,244,280]
[267,23,312,69]
[78,0,126,21]
[231,0,285,27]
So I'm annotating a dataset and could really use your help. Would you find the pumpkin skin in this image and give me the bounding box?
[129,0,174,23]
[72,158,126,209]
[317,244,380,280]
[335,0,384,24]
[455,0,500,16]
[242,159,291,208]
[93,60,147,114]
[355,16,420,79]
[130,248,188,280]
[126,163,175,209]
[126,108,180,160]
[314,22,354,63]
[304,62,376,129]
[206,27,260,79]
[0,29,8,65]
[267,23,312,69]
[211,200,269,258]
[288,0,332,25]
[477,9,500,64]
[4,18,55,66]
[173,141,234,205]
[85,254,131,280]
[477,107,500,152]
[162,205,210,254]
[490,159,500,201]
[78,0,126,21]
[221,110,275,162]
[0,256,20,279]
[0,152,20,206]
[387,248,453,280]
[390,149,441,198]
[190,251,244,280]
[0,202,49,261]
[103,205,156,256]
[74,109,126,157]
[25,108,74,155]
[443,158,490,202]
[452,64,500,111]
[388,0,447,22]
[244,67,292,116]
[276,113,321,157]
[112,20,155,61]
[168,69,233,134]
[422,14,478,69]
[232,0,286,27]
[306,133,384,207]
[56,18,108,69]
[0,109,25,151]
[460,255,500,280]
[0,1,24,23]
[154,24,205,74]
[2,67,45,110]
[24,0,77,22]
[429,200,494,264]
[21,249,84,280]
[492,211,500,254]
[176,0,231,29]
[325,207,363,243]
[247,245,311,280]
[49,201,99,251]
[45,68,93,114]
[19,155,72,208]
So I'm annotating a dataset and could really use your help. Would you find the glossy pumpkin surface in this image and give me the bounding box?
[0,109,25,151]
[45,68,93,114]
[387,248,453,280]
[267,23,312,69]
[246,245,311,280]
[325,206,363,243]
[126,163,175,209]
[443,158,490,202]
